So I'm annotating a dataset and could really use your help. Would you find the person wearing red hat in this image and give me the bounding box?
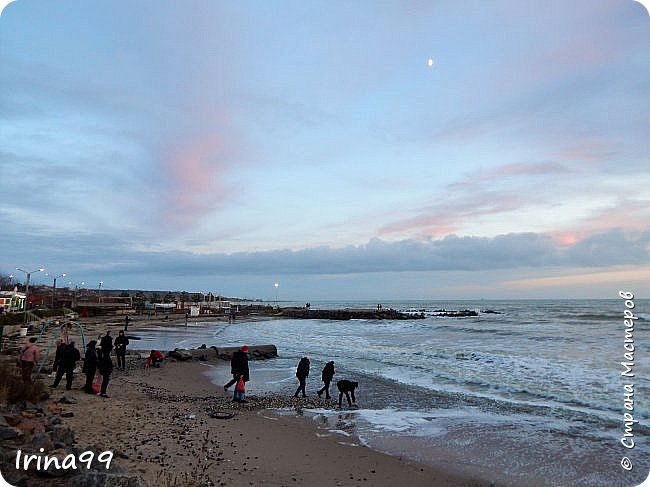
[223,345,250,391]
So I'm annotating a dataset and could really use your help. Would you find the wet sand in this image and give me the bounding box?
[54,358,493,487]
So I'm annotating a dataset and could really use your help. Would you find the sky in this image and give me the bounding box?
[1,0,649,301]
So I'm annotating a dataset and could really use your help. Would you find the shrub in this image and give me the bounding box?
[0,360,49,405]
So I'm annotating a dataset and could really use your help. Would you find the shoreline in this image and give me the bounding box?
[3,313,495,486]
[57,359,493,487]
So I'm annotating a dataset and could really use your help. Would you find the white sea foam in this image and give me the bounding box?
[138,298,650,486]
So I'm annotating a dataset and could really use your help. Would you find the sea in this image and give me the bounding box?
[135,299,650,487]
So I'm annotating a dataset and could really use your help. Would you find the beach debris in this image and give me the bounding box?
[209,410,235,420]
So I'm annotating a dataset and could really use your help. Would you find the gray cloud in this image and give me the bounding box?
[4,229,647,286]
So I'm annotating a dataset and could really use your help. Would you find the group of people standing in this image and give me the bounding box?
[49,329,125,397]
[223,347,357,407]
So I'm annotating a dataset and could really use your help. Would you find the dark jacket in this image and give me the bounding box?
[230,351,249,381]
[321,361,335,381]
[296,357,310,379]
[60,343,81,369]
[84,341,98,371]
[53,343,66,371]
[98,355,113,376]
[114,334,129,354]
[100,334,113,353]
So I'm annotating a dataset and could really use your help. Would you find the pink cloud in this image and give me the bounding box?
[160,131,237,228]
[549,200,650,246]
[378,191,526,237]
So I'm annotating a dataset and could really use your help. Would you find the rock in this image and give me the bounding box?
[215,345,278,360]
[59,395,77,404]
[0,425,23,440]
[48,403,63,415]
[170,349,193,361]
[3,414,21,426]
[68,471,142,486]
[60,411,74,418]
[31,432,54,451]
[17,418,47,435]
[50,423,75,445]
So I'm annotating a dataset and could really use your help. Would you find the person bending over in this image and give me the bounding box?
[337,379,359,407]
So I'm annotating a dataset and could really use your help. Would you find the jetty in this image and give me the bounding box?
[277,307,423,320]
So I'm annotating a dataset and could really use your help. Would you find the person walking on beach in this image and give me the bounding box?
[224,345,250,390]
[294,356,310,397]
[51,341,80,390]
[317,361,335,399]
[114,330,129,370]
[83,340,98,394]
[19,337,39,383]
[97,352,113,397]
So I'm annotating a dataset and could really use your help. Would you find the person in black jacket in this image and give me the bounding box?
[317,361,335,399]
[51,341,81,390]
[99,331,113,358]
[97,353,113,398]
[294,356,310,398]
[223,345,250,390]
[52,339,65,372]
[83,340,98,394]
[114,330,129,370]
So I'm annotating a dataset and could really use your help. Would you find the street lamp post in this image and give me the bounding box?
[98,281,103,303]
[16,267,45,324]
[274,282,279,307]
[47,273,66,309]
[72,282,85,309]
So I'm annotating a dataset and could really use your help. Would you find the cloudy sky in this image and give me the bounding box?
[1,0,649,301]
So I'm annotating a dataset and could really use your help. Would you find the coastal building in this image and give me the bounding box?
[0,290,25,312]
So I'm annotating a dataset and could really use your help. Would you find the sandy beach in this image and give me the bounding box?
[2,314,496,487]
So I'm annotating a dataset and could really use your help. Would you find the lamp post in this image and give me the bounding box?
[47,272,66,309]
[72,281,85,309]
[274,282,279,307]
[98,281,103,303]
[16,267,45,324]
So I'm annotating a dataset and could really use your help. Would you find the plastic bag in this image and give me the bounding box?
[235,376,245,393]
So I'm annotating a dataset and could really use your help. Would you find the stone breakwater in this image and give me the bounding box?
[166,344,278,362]
[277,307,424,320]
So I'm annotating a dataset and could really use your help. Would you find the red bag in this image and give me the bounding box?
[235,376,245,393]
[92,371,102,394]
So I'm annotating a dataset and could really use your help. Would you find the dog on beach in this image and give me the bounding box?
[336,379,359,407]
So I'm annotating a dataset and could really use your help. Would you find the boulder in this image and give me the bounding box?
[215,345,278,360]
[169,349,193,361]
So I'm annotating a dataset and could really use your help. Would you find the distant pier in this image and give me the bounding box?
[277,307,424,320]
